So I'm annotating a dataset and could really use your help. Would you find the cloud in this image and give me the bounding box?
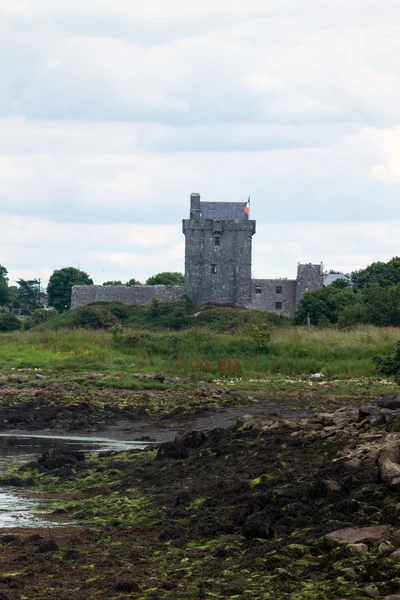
[1,0,400,284]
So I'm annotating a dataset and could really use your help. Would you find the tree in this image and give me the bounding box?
[102,281,123,286]
[0,265,9,306]
[351,257,400,290]
[47,267,93,312]
[16,279,41,310]
[0,313,21,332]
[362,284,400,327]
[0,265,8,282]
[146,272,184,286]
[294,285,358,326]
[126,278,141,286]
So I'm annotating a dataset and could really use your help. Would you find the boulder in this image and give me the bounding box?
[365,585,380,598]
[323,479,342,493]
[343,457,362,471]
[348,543,368,554]
[175,430,206,448]
[378,396,400,410]
[156,441,189,460]
[377,443,400,486]
[379,542,393,554]
[390,550,400,562]
[310,373,324,381]
[324,525,390,546]
[235,414,261,431]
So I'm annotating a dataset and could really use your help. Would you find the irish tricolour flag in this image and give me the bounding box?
[244,197,250,215]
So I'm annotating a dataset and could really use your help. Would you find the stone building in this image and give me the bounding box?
[71,193,323,316]
[182,193,256,307]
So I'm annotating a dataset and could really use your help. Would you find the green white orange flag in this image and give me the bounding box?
[244,197,250,215]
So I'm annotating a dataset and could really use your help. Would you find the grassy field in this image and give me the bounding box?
[0,325,399,386]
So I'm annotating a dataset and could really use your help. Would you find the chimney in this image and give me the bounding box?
[190,193,201,221]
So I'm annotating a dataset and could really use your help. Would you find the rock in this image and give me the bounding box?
[324,525,391,546]
[235,414,261,431]
[340,568,357,579]
[152,373,165,383]
[343,457,362,471]
[390,550,400,562]
[175,430,206,448]
[36,540,59,553]
[377,443,400,486]
[156,441,189,460]
[310,373,324,381]
[358,406,382,421]
[35,374,45,380]
[196,381,207,389]
[379,542,393,554]
[365,585,380,598]
[242,511,274,540]
[348,543,368,554]
[172,377,181,384]
[384,596,400,600]
[86,373,104,380]
[392,530,400,544]
[323,479,342,493]
[378,396,400,410]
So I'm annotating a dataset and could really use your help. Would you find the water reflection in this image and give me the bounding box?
[0,434,148,528]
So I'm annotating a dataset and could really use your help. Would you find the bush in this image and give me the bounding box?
[0,312,22,332]
[72,306,119,330]
[373,341,400,383]
[252,323,271,350]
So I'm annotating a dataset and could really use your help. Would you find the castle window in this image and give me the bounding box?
[255,286,262,294]
[275,302,282,310]
[214,237,220,246]
[276,286,282,294]
[211,264,217,274]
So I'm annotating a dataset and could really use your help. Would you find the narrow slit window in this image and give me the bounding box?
[275,302,282,310]
[255,286,262,294]
[276,286,282,294]
[211,264,217,274]
[214,237,220,246]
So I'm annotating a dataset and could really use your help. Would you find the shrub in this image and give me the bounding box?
[72,306,118,330]
[0,312,22,332]
[252,323,271,350]
[373,341,400,383]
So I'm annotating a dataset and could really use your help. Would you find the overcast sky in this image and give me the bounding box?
[1,0,400,286]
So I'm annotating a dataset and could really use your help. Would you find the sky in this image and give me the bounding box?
[1,0,400,287]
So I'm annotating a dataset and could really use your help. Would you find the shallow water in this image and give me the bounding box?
[0,434,148,528]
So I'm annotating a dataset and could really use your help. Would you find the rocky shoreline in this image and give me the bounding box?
[1,394,400,598]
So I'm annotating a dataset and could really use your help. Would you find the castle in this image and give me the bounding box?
[71,193,324,316]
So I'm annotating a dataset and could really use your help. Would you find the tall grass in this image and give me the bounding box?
[0,325,399,380]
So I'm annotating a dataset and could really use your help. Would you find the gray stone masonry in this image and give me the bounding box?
[295,263,324,305]
[183,193,256,306]
[250,279,297,317]
[71,285,185,310]
[70,194,323,317]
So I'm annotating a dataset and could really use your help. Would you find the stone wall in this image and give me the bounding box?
[71,285,185,310]
[250,279,297,317]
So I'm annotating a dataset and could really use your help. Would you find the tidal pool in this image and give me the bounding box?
[0,434,149,528]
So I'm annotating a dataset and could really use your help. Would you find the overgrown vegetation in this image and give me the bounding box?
[0,325,399,384]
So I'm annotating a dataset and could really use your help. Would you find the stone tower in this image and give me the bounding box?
[295,263,324,305]
[182,193,256,306]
